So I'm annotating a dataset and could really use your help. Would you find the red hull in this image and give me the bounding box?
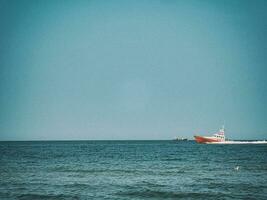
[194,136,221,144]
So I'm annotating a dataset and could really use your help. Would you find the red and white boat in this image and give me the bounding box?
[194,126,225,144]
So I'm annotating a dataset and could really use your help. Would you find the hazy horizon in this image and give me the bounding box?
[1,0,266,140]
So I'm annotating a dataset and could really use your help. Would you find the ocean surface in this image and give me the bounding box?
[0,141,266,200]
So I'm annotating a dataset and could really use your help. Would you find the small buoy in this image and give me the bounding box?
[234,166,239,171]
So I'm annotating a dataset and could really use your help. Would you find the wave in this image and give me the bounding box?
[116,189,220,199]
[50,167,161,175]
[17,193,79,200]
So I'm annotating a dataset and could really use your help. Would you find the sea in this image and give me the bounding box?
[0,140,266,200]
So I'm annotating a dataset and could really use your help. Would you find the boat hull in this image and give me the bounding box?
[194,136,222,144]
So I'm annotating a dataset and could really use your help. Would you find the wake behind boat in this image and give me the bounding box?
[208,140,267,144]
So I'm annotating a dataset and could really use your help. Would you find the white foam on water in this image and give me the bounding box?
[234,166,240,171]
[207,141,267,144]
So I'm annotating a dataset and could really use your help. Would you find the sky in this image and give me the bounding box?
[0,0,266,140]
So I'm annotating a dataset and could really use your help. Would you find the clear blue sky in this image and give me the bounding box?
[0,0,266,140]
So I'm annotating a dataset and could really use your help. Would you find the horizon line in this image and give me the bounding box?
[0,139,195,142]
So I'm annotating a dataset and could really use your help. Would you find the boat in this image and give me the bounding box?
[173,137,188,141]
[194,126,225,144]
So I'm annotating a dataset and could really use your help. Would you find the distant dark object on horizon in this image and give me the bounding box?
[173,137,188,141]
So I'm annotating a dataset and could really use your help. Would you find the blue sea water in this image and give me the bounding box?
[0,141,266,200]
